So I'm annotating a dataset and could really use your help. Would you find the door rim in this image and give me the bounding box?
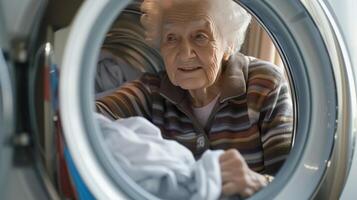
[59,0,355,199]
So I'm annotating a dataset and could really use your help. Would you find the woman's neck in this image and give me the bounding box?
[189,85,220,107]
[188,64,225,107]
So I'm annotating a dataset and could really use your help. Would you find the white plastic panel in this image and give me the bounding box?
[0,0,46,39]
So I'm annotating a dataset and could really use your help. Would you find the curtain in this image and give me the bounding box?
[241,19,283,68]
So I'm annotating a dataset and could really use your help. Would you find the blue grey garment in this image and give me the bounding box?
[95,50,143,94]
[96,114,224,200]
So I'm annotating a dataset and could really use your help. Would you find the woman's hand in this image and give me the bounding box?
[219,149,269,198]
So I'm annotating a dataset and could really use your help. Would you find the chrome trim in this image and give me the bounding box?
[301,0,357,199]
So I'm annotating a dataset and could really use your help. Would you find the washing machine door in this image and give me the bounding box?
[58,0,356,199]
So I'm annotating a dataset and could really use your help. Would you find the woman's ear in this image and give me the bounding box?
[223,45,234,61]
[223,52,230,61]
[223,47,233,61]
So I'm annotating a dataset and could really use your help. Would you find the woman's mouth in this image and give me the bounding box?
[178,66,201,72]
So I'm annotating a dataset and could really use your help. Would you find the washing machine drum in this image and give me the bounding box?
[2,0,355,199]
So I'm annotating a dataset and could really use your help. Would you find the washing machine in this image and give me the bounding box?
[0,0,356,199]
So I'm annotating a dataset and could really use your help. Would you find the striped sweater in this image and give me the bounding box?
[96,53,293,175]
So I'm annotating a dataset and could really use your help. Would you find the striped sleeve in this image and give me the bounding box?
[247,59,293,175]
[95,74,157,120]
[259,71,293,175]
[261,80,293,174]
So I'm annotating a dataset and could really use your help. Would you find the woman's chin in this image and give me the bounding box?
[178,82,205,91]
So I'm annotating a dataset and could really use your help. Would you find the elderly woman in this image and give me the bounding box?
[96,0,293,197]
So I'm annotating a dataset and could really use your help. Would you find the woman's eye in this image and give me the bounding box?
[194,33,209,45]
[195,33,208,41]
[166,34,177,43]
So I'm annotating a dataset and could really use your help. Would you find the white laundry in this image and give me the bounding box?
[96,114,224,200]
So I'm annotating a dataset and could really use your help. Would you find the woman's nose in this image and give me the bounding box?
[179,40,196,60]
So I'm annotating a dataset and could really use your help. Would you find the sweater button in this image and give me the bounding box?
[196,135,205,149]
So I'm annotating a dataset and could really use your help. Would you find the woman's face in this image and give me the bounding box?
[160,2,227,90]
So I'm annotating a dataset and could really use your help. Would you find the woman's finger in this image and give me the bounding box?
[240,188,255,198]
[221,171,234,183]
[222,182,240,196]
[219,149,243,163]
[223,181,255,198]
[220,159,243,174]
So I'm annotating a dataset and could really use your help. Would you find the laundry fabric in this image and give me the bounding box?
[96,113,224,200]
[95,50,142,94]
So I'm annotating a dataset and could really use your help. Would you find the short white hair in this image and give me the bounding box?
[140,0,251,56]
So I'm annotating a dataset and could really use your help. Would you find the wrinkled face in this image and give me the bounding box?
[160,1,227,90]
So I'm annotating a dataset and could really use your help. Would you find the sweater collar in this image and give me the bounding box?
[158,53,249,105]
